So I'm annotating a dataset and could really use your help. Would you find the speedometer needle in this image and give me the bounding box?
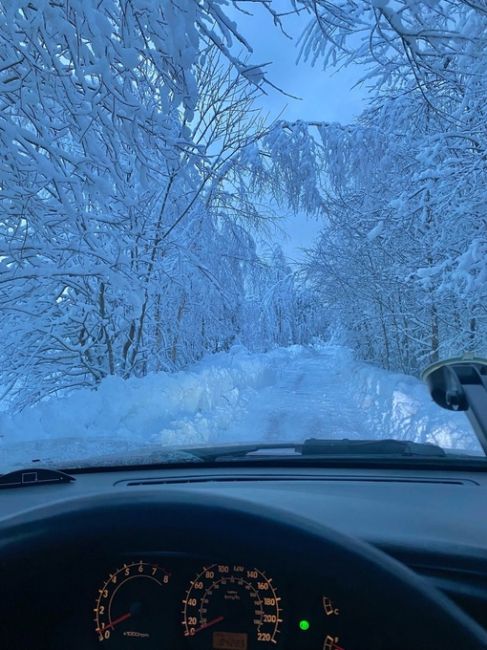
[191,615,225,635]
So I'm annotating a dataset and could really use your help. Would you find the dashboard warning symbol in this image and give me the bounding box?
[322,596,340,616]
[323,634,344,650]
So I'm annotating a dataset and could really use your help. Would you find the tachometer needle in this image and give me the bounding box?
[191,615,225,635]
[107,612,132,630]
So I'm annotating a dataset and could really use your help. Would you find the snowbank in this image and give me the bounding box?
[0,344,479,469]
[0,346,299,467]
[347,357,479,452]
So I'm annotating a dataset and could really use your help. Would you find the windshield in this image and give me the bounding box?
[1,1,486,471]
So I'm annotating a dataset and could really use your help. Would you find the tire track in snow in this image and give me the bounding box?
[212,347,367,444]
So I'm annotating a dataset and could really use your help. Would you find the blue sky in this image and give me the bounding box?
[231,2,366,124]
[228,1,368,261]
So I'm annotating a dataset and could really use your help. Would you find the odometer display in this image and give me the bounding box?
[182,564,282,648]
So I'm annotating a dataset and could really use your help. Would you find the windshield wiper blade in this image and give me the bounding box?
[185,442,299,462]
[184,438,447,461]
[300,438,446,457]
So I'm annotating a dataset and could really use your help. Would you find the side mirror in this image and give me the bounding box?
[422,357,487,453]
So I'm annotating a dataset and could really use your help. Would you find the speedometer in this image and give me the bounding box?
[182,564,282,648]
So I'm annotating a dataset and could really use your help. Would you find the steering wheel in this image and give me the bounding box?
[1,489,486,649]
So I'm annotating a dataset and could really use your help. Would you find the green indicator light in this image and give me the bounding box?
[299,619,310,631]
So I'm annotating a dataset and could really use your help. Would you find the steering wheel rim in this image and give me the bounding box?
[1,489,486,650]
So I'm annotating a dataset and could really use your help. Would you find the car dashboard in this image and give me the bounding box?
[16,552,345,650]
[1,463,487,649]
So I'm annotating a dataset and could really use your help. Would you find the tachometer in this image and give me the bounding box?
[94,561,171,647]
[182,564,282,648]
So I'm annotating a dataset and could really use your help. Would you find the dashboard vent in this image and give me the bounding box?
[118,474,477,487]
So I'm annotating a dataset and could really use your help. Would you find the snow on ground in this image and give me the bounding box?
[0,345,480,470]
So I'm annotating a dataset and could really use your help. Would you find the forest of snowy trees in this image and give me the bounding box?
[301,1,487,374]
[1,0,486,410]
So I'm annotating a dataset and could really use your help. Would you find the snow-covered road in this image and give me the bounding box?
[216,346,367,444]
[0,345,479,470]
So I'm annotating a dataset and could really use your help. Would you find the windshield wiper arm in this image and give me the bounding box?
[300,438,446,456]
[185,438,447,462]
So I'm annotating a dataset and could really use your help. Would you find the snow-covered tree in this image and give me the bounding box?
[0,2,324,409]
[296,0,487,101]
[304,86,487,373]
[3,0,486,411]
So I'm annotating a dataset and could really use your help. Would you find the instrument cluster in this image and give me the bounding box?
[83,555,347,650]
